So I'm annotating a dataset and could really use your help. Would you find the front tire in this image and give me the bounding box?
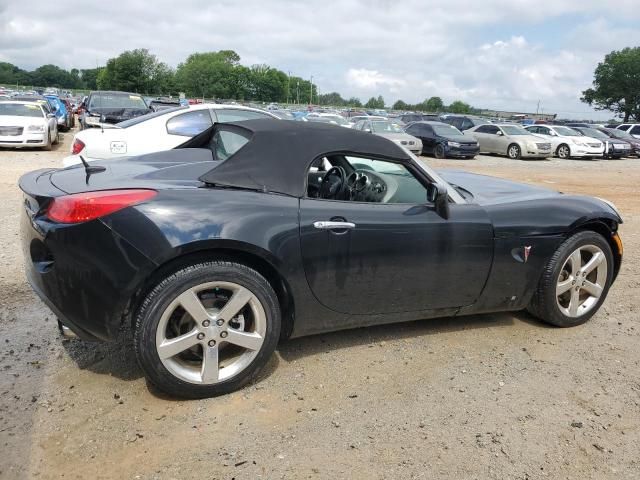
[134,261,281,398]
[527,231,614,327]
[557,144,570,159]
[434,143,446,159]
[507,143,521,159]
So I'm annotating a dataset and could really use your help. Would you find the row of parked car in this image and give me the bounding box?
[2,88,639,163]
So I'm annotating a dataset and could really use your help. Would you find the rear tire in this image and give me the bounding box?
[527,231,614,327]
[134,261,281,398]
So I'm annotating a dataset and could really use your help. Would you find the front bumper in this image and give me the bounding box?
[0,133,47,147]
[571,145,605,157]
[20,192,157,341]
[446,144,480,157]
[522,148,552,158]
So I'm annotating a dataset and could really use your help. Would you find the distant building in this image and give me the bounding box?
[479,110,557,122]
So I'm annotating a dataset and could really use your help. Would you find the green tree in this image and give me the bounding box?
[98,49,173,93]
[0,62,31,86]
[175,50,242,99]
[318,91,347,106]
[80,68,102,90]
[392,99,409,110]
[425,96,444,112]
[365,96,385,109]
[582,47,640,121]
[248,64,288,102]
[31,64,79,88]
[347,97,362,107]
[448,100,471,114]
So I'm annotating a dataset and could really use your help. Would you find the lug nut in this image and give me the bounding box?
[208,340,216,347]
[216,319,224,326]
[197,333,205,340]
[220,331,228,338]
[202,320,210,327]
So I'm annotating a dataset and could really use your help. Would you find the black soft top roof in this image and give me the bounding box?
[198,119,412,197]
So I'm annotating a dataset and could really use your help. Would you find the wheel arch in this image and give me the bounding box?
[126,241,296,340]
[568,218,622,281]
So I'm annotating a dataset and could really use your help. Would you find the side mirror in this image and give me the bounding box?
[47,113,55,118]
[364,128,372,133]
[426,183,450,219]
[496,131,504,136]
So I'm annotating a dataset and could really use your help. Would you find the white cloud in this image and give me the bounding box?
[2,0,640,118]
[345,69,405,91]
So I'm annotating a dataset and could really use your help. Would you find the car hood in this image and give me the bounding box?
[507,134,547,142]
[0,115,46,127]
[50,148,217,194]
[437,169,561,205]
[375,132,419,142]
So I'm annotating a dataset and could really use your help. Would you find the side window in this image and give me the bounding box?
[308,155,429,204]
[210,129,250,160]
[215,109,273,122]
[629,125,640,135]
[475,125,491,134]
[166,110,212,136]
[461,119,473,130]
[405,124,418,135]
[422,125,434,136]
[527,126,538,134]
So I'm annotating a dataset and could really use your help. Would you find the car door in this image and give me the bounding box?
[409,123,435,153]
[470,125,494,152]
[299,155,493,316]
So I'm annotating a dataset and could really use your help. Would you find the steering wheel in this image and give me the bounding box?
[319,166,347,199]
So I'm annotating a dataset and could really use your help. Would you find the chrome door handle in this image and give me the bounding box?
[313,221,356,230]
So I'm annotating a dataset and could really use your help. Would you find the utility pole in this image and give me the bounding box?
[536,100,540,115]
[286,71,290,106]
[309,75,313,105]
[296,81,300,104]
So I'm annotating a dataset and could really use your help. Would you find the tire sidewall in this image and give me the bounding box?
[508,143,520,159]
[134,262,281,398]
[541,231,614,327]
[435,143,445,158]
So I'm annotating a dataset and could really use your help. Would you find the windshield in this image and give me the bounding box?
[553,126,581,136]
[578,128,608,139]
[433,124,463,136]
[501,125,530,135]
[371,121,402,133]
[0,103,43,117]
[88,93,148,109]
[606,128,634,140]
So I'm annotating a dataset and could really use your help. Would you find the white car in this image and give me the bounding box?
[305,113,352,128]
[524,125,604,159]
[0,101,58,150]
[63,104,279,167]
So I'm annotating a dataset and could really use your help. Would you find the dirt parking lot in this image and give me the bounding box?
[1,130,639,480]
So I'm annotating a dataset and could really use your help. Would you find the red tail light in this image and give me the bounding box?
[71,139,85,155]
[46,189,157,224]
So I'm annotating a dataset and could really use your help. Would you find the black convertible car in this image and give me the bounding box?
[20,120,623,398]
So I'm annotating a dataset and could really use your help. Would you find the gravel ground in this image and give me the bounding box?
[0,130,638,479]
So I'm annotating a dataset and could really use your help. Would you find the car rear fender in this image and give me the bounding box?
[125,241,297,340]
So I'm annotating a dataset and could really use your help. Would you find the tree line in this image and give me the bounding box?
[0,48,479,111]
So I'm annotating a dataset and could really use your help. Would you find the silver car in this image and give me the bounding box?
[354,119,422,154]
[466,124,552,159]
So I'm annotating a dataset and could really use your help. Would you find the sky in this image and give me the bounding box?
[2,0,640,119]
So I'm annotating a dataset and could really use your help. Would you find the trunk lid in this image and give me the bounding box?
[49,148,217,194]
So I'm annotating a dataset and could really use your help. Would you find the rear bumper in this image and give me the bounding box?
[20,198,157,341]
